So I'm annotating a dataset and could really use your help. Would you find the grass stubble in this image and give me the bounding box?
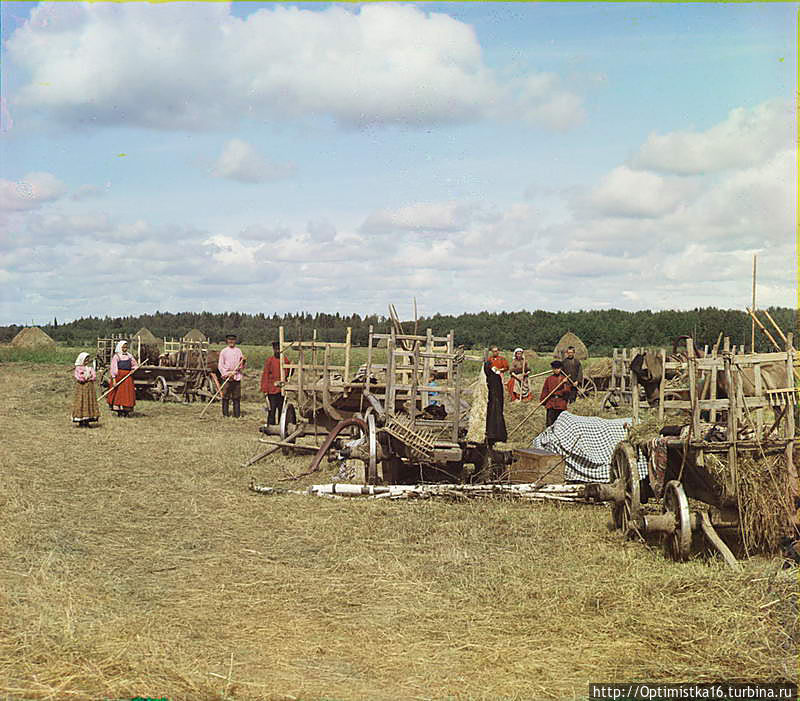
[0,359,796,701]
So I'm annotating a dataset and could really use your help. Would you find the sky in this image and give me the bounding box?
[0,1,796,325]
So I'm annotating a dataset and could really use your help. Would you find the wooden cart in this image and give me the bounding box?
[250,322,513,483]
[96,336,219,402]
[588,336,798,567]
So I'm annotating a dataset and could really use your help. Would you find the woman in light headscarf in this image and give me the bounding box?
[72,352,100,427]
[507,348,531,402]
[107,340,138,417]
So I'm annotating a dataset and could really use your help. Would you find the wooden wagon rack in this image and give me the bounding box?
[588,334,798,567]
[251,323,510,483]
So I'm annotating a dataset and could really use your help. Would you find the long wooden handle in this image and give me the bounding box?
[200,358,243,417]
[507,375,570,439]
[98,366,140,400]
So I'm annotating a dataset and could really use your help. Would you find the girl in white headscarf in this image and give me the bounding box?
[507,348,531,402]
[107,340,138,416]
[72,352,100,427]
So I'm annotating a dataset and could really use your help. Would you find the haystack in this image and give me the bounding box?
[554,331,588,360]
[183,328,207,342]
[11,327,56,348]
[133,326,159,345]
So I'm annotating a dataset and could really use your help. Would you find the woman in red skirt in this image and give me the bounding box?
[107,340,138,417]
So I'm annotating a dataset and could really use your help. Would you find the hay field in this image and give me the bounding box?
[0,357,797,701]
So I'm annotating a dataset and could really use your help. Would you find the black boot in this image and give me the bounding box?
[222,399,229,417]
[233,400,241,418]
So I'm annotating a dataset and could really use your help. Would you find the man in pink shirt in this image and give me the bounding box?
[217,334,246,418]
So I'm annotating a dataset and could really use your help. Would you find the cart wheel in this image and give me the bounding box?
[602,390,621,410]
[662,480,692,561]
[580,377,597,396]
[367,413,378,483]
[155,376,168,402]
[609,441,640,534]
[280,402,298,455]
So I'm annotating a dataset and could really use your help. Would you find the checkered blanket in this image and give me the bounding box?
[530,411,648,483]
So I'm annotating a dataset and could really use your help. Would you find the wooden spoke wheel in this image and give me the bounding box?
[609,441,641,534]
[366,413,378,483]
[578,377,597,397]
[279,402,298,456]
[662,480,692,561]
[154,375,169,402]
[602,390,622,411]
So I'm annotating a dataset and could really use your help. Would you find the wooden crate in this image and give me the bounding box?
[506,448,564,484]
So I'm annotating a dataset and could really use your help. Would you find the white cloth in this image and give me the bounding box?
[74,351,90,366]
[114,340,128,355]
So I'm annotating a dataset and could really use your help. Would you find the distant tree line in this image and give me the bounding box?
[1,307,796,355]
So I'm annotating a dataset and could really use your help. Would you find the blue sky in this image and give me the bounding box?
[0,2,796,325]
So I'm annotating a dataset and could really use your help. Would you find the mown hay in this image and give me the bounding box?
[705,451,796,554]
[1,361,798,698]
[466,364,488,442]
[737,453,796,554]
[554,331,588,360]
[586,357,612,378]
[11,327,56,348]
[627,416,668,446]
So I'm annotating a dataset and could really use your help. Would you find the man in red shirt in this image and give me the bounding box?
[540,360,572,427]
[260,341,290,425]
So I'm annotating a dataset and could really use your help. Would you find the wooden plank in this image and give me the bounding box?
[687,338,700,438]
[630,347,639,424]
[753,361,763,433]
[387,335,396,415]
[611,348,617,391]
[452,335,461,442]
[279,326,287,383]
[710,342,718,424]
[343,327,352,387]
[658,348,665,422]
[724,347,737,498]
[785,333,797,497]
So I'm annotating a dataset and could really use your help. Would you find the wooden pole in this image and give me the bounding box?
[751,254,756,352]
[746,307,781,352]
[98,362,142,400]
[506,375,570,439]
[199,357,242,417]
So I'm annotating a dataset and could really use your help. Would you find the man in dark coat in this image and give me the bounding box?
[484,360,507,444]
[561,346,583,404]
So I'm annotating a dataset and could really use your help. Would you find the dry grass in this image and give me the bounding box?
[0,362,797,700]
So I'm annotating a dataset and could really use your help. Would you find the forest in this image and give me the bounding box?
[2,306,796,355]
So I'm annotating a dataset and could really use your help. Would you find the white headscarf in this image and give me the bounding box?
[74,351,90,366]
[514,347,524,356]
[114,340,129,355]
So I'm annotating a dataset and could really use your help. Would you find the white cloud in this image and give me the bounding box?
[0,171,66,211]
[630,99,793,175]
[212,139,295,183]
[583,166,701,218]
[7,3,582,131]
[361,201,480,236]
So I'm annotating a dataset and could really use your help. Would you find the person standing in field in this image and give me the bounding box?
[260,341,289,425]
[484,358,508,444]
[487,345,509,378]
[72,352,100,427]
[218,334,246,418]
[507,348,531,402]
[540,360,572,427]
[107,340,138,417]
[561,345,583,404]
